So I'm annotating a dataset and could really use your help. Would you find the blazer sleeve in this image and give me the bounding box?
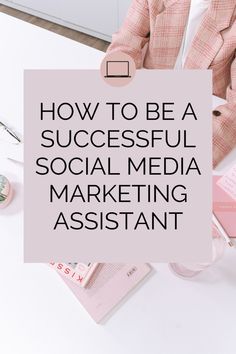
[106,0,150,68]
[213,54,236,167]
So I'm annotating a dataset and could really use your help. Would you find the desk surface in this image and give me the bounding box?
[0,13,236,354]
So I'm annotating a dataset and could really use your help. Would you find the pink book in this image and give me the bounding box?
[59,263,151,323]
[213,175,236,238]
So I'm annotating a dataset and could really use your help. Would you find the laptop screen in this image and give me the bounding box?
[106,61,129,77]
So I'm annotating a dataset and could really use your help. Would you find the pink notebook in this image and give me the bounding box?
[60,263,151,323]
[213,176,236,238]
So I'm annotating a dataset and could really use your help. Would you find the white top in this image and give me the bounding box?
[175,0,211,68]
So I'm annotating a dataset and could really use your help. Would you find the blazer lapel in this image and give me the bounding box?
[152,0,191,68]
[163,0,180,6]
[184,0,236,69]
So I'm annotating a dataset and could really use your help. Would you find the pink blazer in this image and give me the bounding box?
[107,0,236,167]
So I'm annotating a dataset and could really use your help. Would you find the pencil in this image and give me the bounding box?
[212,212,234,248]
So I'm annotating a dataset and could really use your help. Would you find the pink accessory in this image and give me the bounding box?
[169,224,226,278]
[213,176,236,238]
[0,175,13,208]
[217,164,236,202]
[169,173,236,278]
[49,262,99,288]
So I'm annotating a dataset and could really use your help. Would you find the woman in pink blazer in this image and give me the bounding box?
[107,0,236,167]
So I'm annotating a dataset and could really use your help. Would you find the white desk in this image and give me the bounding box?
[0,13,236,354]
